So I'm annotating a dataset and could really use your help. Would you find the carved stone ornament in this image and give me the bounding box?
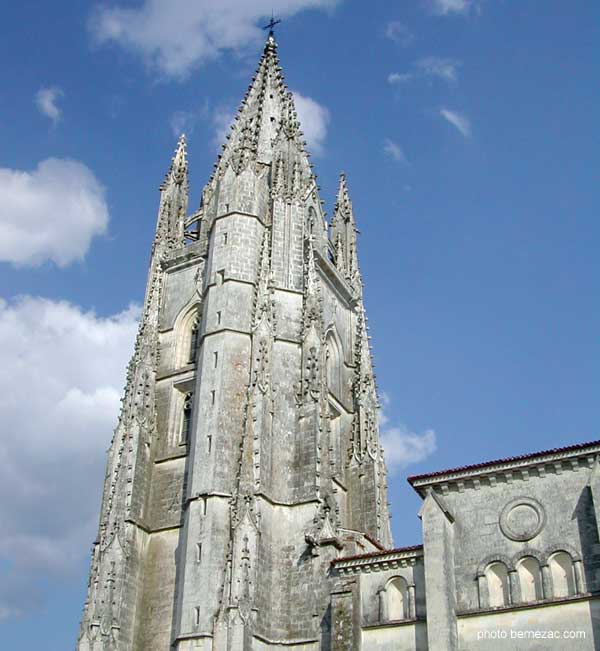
[499,496,546,542]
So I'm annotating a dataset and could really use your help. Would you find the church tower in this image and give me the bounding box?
[78,32,391,651]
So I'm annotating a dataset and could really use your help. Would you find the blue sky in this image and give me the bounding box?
[1,0,599,646]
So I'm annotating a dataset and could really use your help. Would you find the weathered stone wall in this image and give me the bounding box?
[457,599,600,650]
[436,460,600,614]
[361,623,428,651]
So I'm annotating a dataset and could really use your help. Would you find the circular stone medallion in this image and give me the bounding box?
[499,497,545,542]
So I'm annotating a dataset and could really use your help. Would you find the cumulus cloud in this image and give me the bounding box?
[426,0,480,15]
[385,20,414,46]
[35,86,64,124]
[382,426,437,471]
[440,107,471,137]
[383,139,408,164]
[416,56,460,83]
[0,297,139,619]
[0,159,108,267]
[89,0,340,79]
[292,91,330,156]
[379,394,437,472]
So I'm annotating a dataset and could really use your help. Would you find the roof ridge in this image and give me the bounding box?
[408,438,600,485]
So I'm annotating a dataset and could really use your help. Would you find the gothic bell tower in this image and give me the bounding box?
[78,32,391,651]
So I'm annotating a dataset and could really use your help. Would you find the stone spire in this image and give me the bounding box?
[157,134,189,251]
[79,33,392,651]
[212,32,309,172]
[331,173,361,292]
[196,32,326,272]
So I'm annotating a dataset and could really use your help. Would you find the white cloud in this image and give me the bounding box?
[427,0,479,15]
[0,297,139,619]
[89,0,340,79]
[170,110,196,137]
[35,86,64,124]
[389,57,460,86]
[381,426,437,471]
[388,72,413,85]
[416,56,460,83]
[385,20,414,46]
[379,394,437,472]
[383,139,408,164]
[292,91,330,156]
[169,99,210,137]
[211,105,238,150]
[440,108,471,137]
[0,159,108,267]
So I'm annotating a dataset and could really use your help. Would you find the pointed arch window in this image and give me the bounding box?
[549,552,576,598]
[180,392,193,445]
[175,304,202,369]
[517,557,543,602]
[485,562,510,608]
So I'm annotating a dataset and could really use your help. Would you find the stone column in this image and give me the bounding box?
[477,575,487,609]
[420,489,458,650]
[378,588,387,622]
[541,564,552,600]
[408,584,416,619]
[508,570,520,605]
[574,560,586,594]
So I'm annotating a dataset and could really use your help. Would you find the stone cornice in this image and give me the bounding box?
[332,545,423,573]
[362,617,425,630]
[408,440,600,496]
[457,591,600,618]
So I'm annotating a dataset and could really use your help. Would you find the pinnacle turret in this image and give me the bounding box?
[331,172,361,291]
[154,134,189,252]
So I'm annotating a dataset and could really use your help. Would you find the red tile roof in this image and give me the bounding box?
[332,544,423,565]
[407,439,600,486]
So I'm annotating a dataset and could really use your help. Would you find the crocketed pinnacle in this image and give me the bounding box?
[162,133,188,188]
[332,172,356,229]
[331,172,361,290]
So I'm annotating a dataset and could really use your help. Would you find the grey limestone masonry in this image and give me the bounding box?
[77,33,600,651]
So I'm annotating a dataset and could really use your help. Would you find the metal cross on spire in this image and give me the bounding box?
[263,12,281,36]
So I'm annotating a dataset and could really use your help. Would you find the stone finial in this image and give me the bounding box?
[162,133,188,188]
